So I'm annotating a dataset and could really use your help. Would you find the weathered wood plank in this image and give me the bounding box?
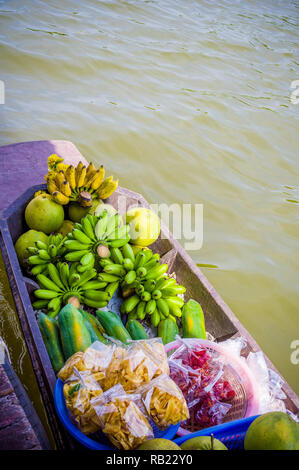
[0,363,42,450]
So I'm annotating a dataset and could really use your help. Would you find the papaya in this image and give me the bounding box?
[78,309,107,344]
[126,320,148,340]
[182,299,206,339]
[58,304,92,359]
[244,412,299,450]
[38,312,65,373]
[86,311,108,343]
[158,318,179,344]
[96,309,132,344]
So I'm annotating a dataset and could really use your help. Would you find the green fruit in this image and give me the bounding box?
[126,319,148,340]
[124,207,160,247]
[244,412,299,450]
[137,439,181,450]
[38,312,65,374]
[180,436,228,450]
[96,309,132,344]
[25,194,64,234]
[15,230,49,266]
[58,304,92,359]
[68,203,90,223]
[158,318,179,344]
[94,202,117,218]
[68,200,102,223]
[131,245,149,256]
[57,220,74,237]
[182,299,206,339]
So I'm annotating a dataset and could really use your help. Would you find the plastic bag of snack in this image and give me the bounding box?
[141,374,189,429]
[101,345,128,391]
[135,338,169,377]
[63,368,104,434]
[91,384,153,450]
[102,342,160,393]
[58,341,115,383]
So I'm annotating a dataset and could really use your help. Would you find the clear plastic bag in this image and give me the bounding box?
[91,384,153,450]
[135,338,170,377]
[141,374,189,429]
[63,367,103,434]
[168,338,236,431]
[58,341,115,383]
[101,341,160,392]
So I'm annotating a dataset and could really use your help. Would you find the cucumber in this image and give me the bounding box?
[96,309,132,344]
[126,320,148,340]
[158,317,179,345]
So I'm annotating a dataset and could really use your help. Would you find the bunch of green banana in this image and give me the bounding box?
[96,243,186,327]
[63,211,130,266]
[45,155,118,206]
[27,234,67,275]
[32,262,112,317]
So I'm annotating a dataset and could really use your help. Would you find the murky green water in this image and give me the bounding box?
[0,0,298,424]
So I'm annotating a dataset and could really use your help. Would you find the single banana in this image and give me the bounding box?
[97,177,118,200]
[61,180,71,197]
[77,165,87,188]
[65,165,76,190]
[75,161,84,186]
[52,191,69,205]
[36,274,62,293]
[91,165,105,190]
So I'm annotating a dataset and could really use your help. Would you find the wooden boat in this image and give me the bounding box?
[0,140,298,449]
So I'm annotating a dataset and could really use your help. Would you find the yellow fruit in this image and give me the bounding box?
[25,194,65,234]
[15,230,49,266]
[57,220,74,237]
[137,438,181,450]
[124,207,160,246]
[244,412,299,450]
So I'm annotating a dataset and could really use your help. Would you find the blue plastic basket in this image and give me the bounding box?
[174,415,260,450]
[55,378,181,450]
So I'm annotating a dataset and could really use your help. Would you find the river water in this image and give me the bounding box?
[0,0,298,426]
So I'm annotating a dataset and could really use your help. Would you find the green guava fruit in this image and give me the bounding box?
[124,207,160,246]
[15,230,49,266]
[180,436,228,450]
[137,438,181,450]
[244,412,299,450]
[68,199,102,223]
[25,194,64,234]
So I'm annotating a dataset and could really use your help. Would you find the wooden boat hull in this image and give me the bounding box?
[0,141,298,448]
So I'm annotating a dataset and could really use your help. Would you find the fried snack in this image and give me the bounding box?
[63,370,103,434]
[102,345,159,392]
[58,352,86,382]
[94,398,153,450]
[58,341,115,383]
[142,374,189,429]
[101,346,128,391]
[137,338,170,377]
[83,342,115,373]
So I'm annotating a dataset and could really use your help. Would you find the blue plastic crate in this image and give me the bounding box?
[55,378,181,450]
[174,415,260,450]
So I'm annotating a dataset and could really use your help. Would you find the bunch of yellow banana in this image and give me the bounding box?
[45,156,118,207]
